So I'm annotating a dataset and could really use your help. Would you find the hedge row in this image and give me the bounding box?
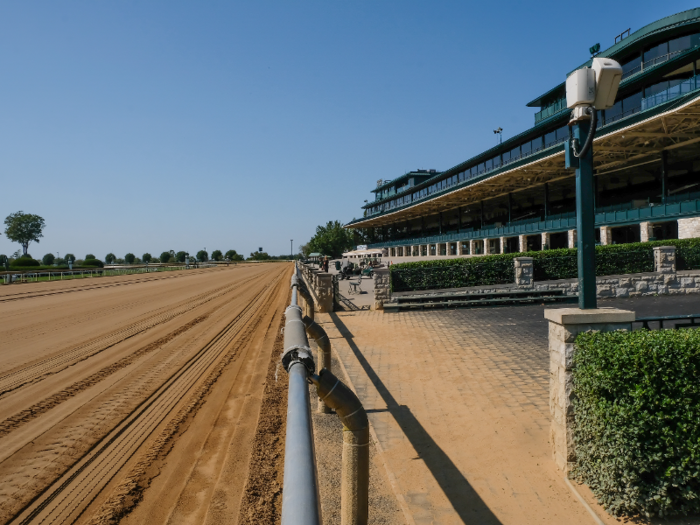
[390,238,700,292]
[572,329,700,517]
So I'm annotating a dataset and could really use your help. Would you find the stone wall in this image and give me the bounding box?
[298,263,334,313]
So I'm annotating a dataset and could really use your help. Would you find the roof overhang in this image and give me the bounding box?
[347,92,700,229]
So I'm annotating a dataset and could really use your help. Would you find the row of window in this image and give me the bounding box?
[621,32,700,78]
[365,57,700,219]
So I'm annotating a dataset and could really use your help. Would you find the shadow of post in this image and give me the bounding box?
[329,312,503,524]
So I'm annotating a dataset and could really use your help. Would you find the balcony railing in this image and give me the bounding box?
[366,198,700,249]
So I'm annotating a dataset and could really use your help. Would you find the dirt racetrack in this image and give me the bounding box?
[0,263,291,524]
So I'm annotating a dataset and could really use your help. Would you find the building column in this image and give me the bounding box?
[545,308,635,471]
[568,229,577,249]
[470,239,478,255]
[500,236,507,254]
[678,218,700,239]
[518,234,527,253]
[639,222,653,242]
[483,238,491,255]
[599,226,612,245]
[541,232,550,250]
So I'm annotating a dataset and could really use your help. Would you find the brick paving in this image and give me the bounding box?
[317,303,629,525]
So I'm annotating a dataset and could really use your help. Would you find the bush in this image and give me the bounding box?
[142,253,152,263]
[125,253,135,264]
[85,254,95,260]
[10,256,40,267]
[572,329,700,518]
[81,259,104,268]
[42,253,55,265]
[390,238,700,292]
[160,251,171,263]
[391,253,516,292]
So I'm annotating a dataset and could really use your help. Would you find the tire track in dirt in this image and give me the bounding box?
[0,272,266,398]
[87,269,288,525]
[0,266,239,304]
[8,267,287,525]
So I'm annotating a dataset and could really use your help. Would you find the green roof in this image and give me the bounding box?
[526,8,700,107]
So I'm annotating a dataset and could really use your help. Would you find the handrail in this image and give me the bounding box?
[281,266,369,525]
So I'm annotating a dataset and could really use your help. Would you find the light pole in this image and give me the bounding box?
[291,239,293,260]
[493,127,503,145]
[565,58,622,309]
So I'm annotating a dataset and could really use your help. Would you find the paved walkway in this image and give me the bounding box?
[317,297,700,524]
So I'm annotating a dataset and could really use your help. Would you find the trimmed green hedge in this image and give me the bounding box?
[10,257,40,267]
[572,329,700,518]
[390,238,700,292]
[81,259,104,268]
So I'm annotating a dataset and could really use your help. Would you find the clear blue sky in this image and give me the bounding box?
[1,1,695,259]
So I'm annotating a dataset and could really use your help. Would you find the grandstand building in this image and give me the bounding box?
[345,9,700,261]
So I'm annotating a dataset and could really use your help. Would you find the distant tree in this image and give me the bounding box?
[307,220,353,259]
[196,250,208,262]
[211,250,223,261]
[42,253,55,265]
[142,253,152,263]
[125,253,135,264]
[224,249,244,261]
[299,243,311,258]
[105,253,116,264]
[116,257,125,264]
[54,257,66,266]
[160,251,171,263]
[0,254,9,268]
[134,257,142,264]
[4,211,45,256]
[85,254,95,260]
[248,251,271,261]
[65,253,76,263]
[176,251,187,263]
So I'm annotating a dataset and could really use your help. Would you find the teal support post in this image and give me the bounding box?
[573,121,597,309]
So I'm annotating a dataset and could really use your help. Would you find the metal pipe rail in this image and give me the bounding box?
[282,270,369,525]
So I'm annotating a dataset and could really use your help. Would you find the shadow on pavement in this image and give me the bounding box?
[329,312,503,525]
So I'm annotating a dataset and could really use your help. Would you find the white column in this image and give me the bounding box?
[599,226,612,245]
[541,232,551,250]
[567,229,577,249]
[639,222,653,242]
[483,238,491,255]
[519,234,527,253]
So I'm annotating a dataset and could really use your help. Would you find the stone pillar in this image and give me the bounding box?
[518,234,527,253]
[541,232,551,250]
[599,226,612,245]
[483,239,491,255]
[470,239,478,256]
[678,218,700,239]
[568,229,577,249]
[639,221,653,242]
[545,308,635,471]
[500,236,507,254]
[458,242,467,255]
[373,268,390,310]
[514,257,533,287]
[654,245,676,274]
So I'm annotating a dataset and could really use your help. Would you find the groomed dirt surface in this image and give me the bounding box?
[0,263,291,525]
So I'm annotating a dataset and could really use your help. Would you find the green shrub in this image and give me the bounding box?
[10,256,40,267]
[391,253,516,292]
[81,259,104,268]
[572,329,700,518]
[42,253,55,265]
[390,238,700,292]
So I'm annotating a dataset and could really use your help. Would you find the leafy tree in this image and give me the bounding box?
[307,220,353,259]
[85,254,95,260]
[125,253,135,264]
[299,243,311,258]
[0,254,8,268]
[211,250,223,261]
[160,251,171,263]
[4,211,45,256]
[225,249,244,261]
[248,251,271,261]
[196,250,208,262]
[42,253,55,265]
[105,253,116,264]
[142,253,152,263]
[176,251,187,263]
[65,253,76,263]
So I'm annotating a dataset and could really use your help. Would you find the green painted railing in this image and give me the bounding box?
[368,198,700,249]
